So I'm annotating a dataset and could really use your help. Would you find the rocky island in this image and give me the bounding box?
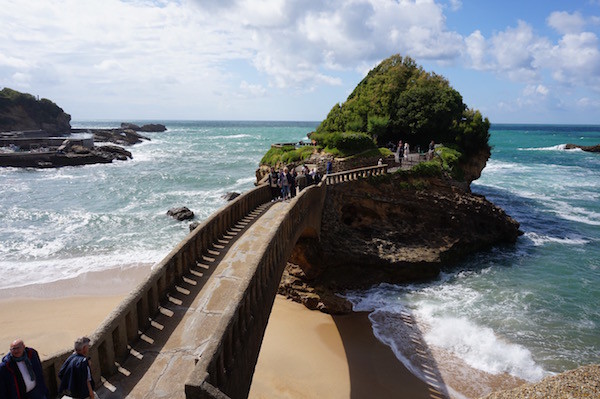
[257,55,598,397]
[0,87,166,168]
[254,55,520,312]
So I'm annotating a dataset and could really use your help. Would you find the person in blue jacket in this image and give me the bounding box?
[58,337,95,399]
[0,338,48,399]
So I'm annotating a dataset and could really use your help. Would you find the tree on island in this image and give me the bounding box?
[312,54,490,158]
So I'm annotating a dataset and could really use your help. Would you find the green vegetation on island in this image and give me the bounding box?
[259,54,490,183]
[313,54,490,159]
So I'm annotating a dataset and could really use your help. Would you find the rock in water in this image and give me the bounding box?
[565,143,600,152]
[222,192,240,201]
[167,207,195,221]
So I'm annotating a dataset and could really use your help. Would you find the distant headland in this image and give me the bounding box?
[0,87,166,168]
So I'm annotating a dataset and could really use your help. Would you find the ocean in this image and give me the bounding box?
[1,121,599,396]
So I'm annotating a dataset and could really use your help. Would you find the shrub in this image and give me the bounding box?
[310,131,376,157]
[411,161,442,177]
[260,145,314,166]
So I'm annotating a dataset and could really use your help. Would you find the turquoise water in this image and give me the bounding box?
[0,121,315,289]
[347,124,600,388]
[1,121,599,389]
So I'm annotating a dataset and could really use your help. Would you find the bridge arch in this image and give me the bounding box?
[39,164,387,399]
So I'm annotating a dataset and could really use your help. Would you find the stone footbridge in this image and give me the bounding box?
[40,165,388,399]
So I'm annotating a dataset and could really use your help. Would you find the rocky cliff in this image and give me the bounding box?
[280,168,522,314]
[0,88,71,134]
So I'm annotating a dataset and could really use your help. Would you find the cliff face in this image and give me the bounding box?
[280,172,521,313]
[0,88,71,134]
[460,147,491,186]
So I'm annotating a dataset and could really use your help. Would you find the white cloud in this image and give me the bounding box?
[1,0,599,121]
[0,0,468,117]
[547,11,586,34]
[464,16,600,90]
[523,84,549,97]
[448,0,462,11]
[239,81,267,97]
[577,97,598,106]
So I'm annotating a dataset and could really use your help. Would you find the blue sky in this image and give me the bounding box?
[1,0,599,124]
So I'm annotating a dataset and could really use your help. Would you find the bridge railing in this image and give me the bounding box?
[40,183,272,397]
[325,163,388,185]
[185,181,327,399]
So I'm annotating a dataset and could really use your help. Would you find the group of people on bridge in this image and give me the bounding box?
[267,163,328,201]
[1,337,96,399]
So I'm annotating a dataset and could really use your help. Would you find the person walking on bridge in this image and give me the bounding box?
[268,167,280,201]
[58,337,96,399]
[0,338,48,399]
[279,167,292,200]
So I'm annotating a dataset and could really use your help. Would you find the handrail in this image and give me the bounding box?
[40,183,272,396]
[39,162,392,398]
[185,181,327,399]
[325,164,388,185]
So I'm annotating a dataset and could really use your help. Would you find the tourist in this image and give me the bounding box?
[404,142,410,158]
[290,169,297,198]
[428,140,435,160]
[378,158,383,166]
[312,168,321,184]
[394,140,401,164]
[301,163,309,176]
[268,167,280,201]
[58,337,96,399]
[279,167,291,200]
[326,161,332,175]
[0,339,48,399]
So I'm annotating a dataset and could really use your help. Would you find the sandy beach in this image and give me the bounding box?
[249,296,432,399]
[0,264,150,358]
[1,265,434,399]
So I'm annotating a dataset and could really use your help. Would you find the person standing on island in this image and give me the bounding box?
[428,140,435,160]
[0,338,48,399]
[58,337,95,399]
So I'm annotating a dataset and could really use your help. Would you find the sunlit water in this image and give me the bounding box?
[2,122,599,395]
[346,124,600,395]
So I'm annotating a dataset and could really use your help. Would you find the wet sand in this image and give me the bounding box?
[249,296,432,399]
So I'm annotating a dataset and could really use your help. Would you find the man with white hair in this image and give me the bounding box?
[0,338,48,399]
[58,337,95,399]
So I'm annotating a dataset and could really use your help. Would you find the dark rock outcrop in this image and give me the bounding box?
[280,172,521,313]
[0,142,132,168]
[0,88,71,134]
[121,122,167,132]
[167,207,195,221]
[90,129,150,146]
[189,221,201,232]
[222,192,240,201]
[565,143,600,153]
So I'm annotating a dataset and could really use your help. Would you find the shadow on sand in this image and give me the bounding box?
[334,309,452,399]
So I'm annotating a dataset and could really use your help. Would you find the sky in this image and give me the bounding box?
[1,0,599,124]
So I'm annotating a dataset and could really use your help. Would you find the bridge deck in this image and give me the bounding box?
[97,199,291,399]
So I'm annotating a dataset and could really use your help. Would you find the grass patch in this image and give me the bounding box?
[310,131,377,157]
[260,145,314,166]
